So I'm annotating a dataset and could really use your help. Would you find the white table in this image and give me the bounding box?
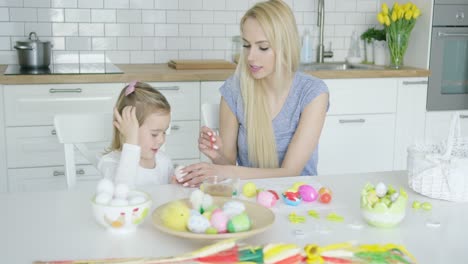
[1,171,467,263]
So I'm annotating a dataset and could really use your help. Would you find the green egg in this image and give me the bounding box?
[227,213,251,233]
[205,227,218,234]
[412,201,421,209]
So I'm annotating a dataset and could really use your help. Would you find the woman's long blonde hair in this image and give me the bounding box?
[109,82,171,151]
[238,0,300,168]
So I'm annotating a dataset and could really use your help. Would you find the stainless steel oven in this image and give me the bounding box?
[427,3,468,110]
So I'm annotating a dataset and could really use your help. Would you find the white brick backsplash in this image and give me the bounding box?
[293,11,303,24]
[66,36,91,50]
[38,9,64,22]
[191,11,213,24]
[226,0,249,11]
[203,25,225,37]
[91,9,116,23]
[79,52,105,63]
[10,8,37,22]
[142,37,166,50]
[104,0,128,9]
[155,50,177,63]
[294,0,314,12]
[202,0,225,10]
[179,50,202,59]
[179,24,202,37]
[335,0,356,12]
[24,0,50,7]
[105,24,129,37]
[178,0,202,10]
[327,12,346,25]
[155,24,178,37]
[130,51,154,63]
[0,22,24,36]
[53,23,78,36]
[52,0,77,8]
[213,37,230,50]
[130,0,153,9]
[190,37,213,50]
[117,37,141,50]
[345,13,366,25]
[365,14,378,25]
[116,10,141,23]
[105,50,129,63]
[65,9,91,23]
[142,10,166,23]
[0,37,10,49]
[167,10,189,24]
[79,23,104,36]
[0,50,17,63]
[78,0,103,8]
[53,51,79,63]
[50,36,65,50]
[0,0,23,7]
[357,1,377,12]
[92,37,116,50]
[303,12,316,25]
[202,50,225,59]
[225,24,240,37]
[335,25,357,37]
[213,11,236,24]
[154,0,177,9]
[130,24,154,37]
[0,8,8,21]
[167,37,190,50]
[25,23,52,36]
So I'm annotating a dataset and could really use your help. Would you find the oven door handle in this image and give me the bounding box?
[438,32,468,38]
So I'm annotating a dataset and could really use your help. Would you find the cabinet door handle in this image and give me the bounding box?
[402,81,428,85]
[438,32,468,38]
[154,86,180,91]
[49,88,82,93]
[461,115,468,119]
[339,119,365,124]
[53,169,85,177]
[51,129,56,135]
[171,125,180,130]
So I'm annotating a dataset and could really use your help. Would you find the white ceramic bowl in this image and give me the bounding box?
[360,197,407,228]
[91,190,152,234]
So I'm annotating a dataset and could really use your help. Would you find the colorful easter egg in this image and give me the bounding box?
[210,209,228,233]
[242,182,257,198]
[318,187,332,204]
[298,185,318,202]
[160,201,190,231]
[187,214,211,233]
[257,191,277,208]
[227,213,251,233]
[223,200,245,218]
[282,191,302,206]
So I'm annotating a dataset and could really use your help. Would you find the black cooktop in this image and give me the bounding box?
[4,63,123,75]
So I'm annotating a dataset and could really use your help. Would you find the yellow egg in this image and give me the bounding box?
[160,201,190,231]
[292,182,306,191]
[242,182,257,198]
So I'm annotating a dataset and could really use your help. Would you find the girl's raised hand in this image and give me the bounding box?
[113,106,139,145]
[198,126,223,161]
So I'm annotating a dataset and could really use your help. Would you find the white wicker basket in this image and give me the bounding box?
[407,113,468,202]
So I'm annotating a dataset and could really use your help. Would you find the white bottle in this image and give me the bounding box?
[300,29,313,64]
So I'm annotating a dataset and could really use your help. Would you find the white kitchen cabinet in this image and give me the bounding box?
[149,82,200,121]
[393,78,428,170]
[0,85,6,192]
[425,110,468,142]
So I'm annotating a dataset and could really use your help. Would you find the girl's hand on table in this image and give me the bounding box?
[178,162,221,187]
[113,106,139,145]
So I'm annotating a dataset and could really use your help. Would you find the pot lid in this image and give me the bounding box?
[16,32,51,45]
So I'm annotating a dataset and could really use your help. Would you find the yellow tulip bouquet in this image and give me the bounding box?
[377,2,421,68]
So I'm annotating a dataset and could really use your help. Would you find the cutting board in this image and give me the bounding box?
[168,59,236,70]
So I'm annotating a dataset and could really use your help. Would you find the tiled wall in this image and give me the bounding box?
[0,0,380,64]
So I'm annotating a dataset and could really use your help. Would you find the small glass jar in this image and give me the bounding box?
[231,36,241,63]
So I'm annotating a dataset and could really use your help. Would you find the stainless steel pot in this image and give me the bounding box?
[14,32,53,68]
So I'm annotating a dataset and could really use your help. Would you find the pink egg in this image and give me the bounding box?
[257,191,277,208]
[210,209,228,233]
[298,185,318,202]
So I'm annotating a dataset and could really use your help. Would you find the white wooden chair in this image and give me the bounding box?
[201,103,220,131]
[54,113,113,189]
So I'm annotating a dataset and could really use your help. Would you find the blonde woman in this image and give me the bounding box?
[180,0,329,186]
[98,81,175,187]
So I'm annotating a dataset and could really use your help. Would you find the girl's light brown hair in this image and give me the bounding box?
[109,82,171,151]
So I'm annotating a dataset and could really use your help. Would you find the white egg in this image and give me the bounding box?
[174,165,187,180]
[110,198,129,206]
[375,182,388,198]
[96,178,114,195]
[390,192,400,202]
[95,192,112,205]
[114,184,129,199]
[128,195,146,205]
[223,200,245,218]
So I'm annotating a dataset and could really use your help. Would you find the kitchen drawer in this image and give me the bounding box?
[4,83,122,127]
[165,120,200,160]
[324,78,398,115]
[318,114,396,175]
[8,165,100,192]
[148,82,200,121]
[6,126,109,168]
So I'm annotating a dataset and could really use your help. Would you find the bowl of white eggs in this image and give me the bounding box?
[91,178,152,234]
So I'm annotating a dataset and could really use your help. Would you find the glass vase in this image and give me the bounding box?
[387,31,410,69]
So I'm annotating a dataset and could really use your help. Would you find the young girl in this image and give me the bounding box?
[180,0,329,186]
[98,81,174,187]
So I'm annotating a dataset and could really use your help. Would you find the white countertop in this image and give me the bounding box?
[1,170,466,263]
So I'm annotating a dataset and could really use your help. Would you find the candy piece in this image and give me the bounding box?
[412,201,421,209]
[242,182,257,198]
[375,182,387,198]
[210,209,228,233]
[421,202,432,211]
[318,187,332,204]
[390,192,400,202]
[298,185,318,202]
[326,213,344,222]
[307,210,320,219]
[114,183,129,199]
[96,178,114,195]
[227,213,251,233]
[95,192,112,205]
[292,182,307,191]
[288,212,306,223]
[282,192,302,206]
[187,214,211,233]
[257,191,277,208]
[205,227,218,234]
[174,165,187,180]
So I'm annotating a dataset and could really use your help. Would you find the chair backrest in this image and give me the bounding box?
[201,103,220,131]
[54,113,113,189]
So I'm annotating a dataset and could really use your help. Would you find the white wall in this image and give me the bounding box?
[0,0,380,64]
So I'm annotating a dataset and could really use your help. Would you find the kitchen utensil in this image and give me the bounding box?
[14,32,53,68]
[168,59,236,70]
